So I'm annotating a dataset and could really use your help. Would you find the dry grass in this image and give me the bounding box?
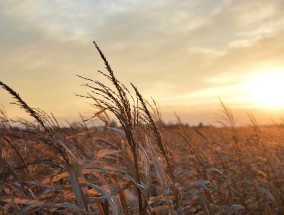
[0,42,284,214]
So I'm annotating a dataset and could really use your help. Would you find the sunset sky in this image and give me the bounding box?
[1,0,284,126]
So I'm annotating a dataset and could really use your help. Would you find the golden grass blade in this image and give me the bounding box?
[41,172,69,184]
[88,184,119,215]
[0,196,44,205]
[68,164,89,215]
[21,202,82,214]
[96,149,120,160]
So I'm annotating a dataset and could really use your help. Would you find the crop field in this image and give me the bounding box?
[0,43,284,214]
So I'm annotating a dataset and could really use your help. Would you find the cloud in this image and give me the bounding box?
[1,0,284,123]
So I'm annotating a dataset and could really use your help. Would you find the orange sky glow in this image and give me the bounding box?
[1,1,284,126]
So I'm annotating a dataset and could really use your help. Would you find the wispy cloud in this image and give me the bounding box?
[1,0,284,123]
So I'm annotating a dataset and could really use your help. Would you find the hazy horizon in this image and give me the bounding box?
[1,0,284,126]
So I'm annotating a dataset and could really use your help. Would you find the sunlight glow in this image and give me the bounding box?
[246,70,284,109]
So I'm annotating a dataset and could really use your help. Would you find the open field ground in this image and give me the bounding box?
[1,123,284,214]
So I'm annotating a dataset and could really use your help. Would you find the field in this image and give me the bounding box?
[0,43,284,214]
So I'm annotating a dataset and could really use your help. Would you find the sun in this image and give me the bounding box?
[246,70,284,109]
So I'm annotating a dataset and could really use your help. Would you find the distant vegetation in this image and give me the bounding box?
[0,42,283,214]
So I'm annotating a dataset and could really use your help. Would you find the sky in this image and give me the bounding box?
[1,0,284,126]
